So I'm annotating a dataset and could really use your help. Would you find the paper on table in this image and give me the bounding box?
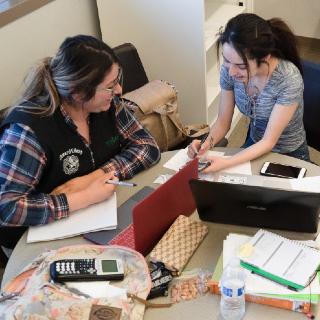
[217,174,248,184]
[218,155,252,175]
[290,176,320,193]
[163,148,225,171]
[27,193,117,243]
[223,233,320,295]
[66,281,127,299]
[163,148,192,171]
[163,148,251,177]
[199,151,252,180]
[153,174,173,184]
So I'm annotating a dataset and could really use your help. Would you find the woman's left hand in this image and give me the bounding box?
[201,155,230,173]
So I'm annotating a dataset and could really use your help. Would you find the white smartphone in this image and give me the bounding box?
[260,162,306,179]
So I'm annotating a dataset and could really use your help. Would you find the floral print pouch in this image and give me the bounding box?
[0,245,151,320]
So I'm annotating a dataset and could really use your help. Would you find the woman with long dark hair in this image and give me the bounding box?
[188,13,309,171]
[0,35,160,251]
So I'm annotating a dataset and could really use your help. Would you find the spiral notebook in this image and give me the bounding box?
[239,229,320,291]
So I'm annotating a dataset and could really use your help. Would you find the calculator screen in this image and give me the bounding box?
[101,260,118,272]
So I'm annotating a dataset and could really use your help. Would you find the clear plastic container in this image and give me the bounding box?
[220,257,246,320]
[170,268,211,303]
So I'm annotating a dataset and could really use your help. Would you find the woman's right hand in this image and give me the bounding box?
[84,172,118,205]
[66,172,118,212]
[187,138,211,159]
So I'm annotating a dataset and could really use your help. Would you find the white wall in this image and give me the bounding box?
[0,0,100,109]
[96,0,207,124]
[253,0,320,39]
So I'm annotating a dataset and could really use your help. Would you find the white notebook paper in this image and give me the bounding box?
[163,148,252,176]
[27,193,117,243]
[224,233,320,295]
[240,229,320,288]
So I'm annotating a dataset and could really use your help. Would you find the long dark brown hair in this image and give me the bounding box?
[217,13,302,74]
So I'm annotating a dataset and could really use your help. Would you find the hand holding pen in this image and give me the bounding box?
[187,135,213,159]
[104,168,137,187]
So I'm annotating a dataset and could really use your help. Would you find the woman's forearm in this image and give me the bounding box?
[209,118,232,146]
[226,138,275,168]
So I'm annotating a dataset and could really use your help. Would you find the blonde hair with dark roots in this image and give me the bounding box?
[8,35,119,117]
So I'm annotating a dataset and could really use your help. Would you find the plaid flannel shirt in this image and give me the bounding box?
[0,102,160,226]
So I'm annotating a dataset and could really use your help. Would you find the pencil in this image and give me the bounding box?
[105,180,137,187]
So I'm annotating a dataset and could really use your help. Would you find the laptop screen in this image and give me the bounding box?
[133,158,199,255]
[189,179,320,233]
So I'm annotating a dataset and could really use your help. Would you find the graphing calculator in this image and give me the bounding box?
[50,258,124,282]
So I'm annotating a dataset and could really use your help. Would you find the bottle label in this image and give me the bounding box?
[237,287,244,296]
[222,286,244,297]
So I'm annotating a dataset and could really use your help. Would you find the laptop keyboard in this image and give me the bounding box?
[108,223,136,249]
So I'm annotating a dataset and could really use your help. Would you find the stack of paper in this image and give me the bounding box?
[239,229,320,291]
[211,233,320,310]
[290,176,320,193]
[210,254,318,314]
[27,194,117,243]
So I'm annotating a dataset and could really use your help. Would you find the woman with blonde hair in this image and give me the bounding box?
[0,35,160,253]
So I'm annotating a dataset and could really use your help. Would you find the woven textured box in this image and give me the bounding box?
[149,215,208,275]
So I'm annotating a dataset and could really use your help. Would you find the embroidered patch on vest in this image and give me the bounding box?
[105,135,120,147]
[63,154,80,175]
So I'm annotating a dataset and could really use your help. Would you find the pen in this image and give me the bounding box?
[105,180,137,187]
[194,134,211,156]
[198,161,211,172]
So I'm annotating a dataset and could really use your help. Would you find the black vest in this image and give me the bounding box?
[1,106,121,193]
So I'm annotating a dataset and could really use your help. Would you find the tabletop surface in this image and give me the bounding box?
[2,148,320,319]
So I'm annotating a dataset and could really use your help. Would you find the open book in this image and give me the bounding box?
[239,229,320,291]
[27,194,117,243]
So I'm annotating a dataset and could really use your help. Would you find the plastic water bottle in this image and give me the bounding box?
[220,257,246,320]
